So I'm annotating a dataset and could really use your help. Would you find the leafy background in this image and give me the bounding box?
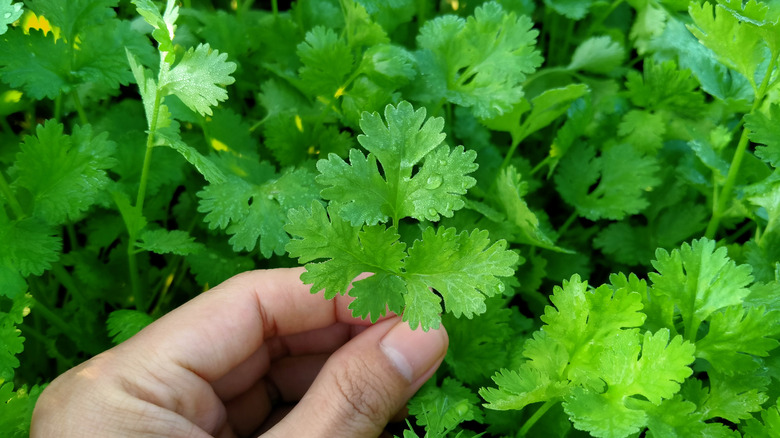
[1,0,780,436]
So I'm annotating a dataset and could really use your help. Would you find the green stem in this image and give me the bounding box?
[705,51,778,238]
[71,91,88,125]
[557,210,579,236]
[499,129,527,171]
[271,0,278,16]
[586,0,624,36]
[0,170,24,219]
[50,264,86,303]
[519,400,556,436]
[31,297,82,344]
[530,155,553,176]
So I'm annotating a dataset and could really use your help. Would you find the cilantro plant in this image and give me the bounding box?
[1,0,780,437]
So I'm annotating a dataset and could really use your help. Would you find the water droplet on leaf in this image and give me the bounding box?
[427,207,438,217]
[425,175,443,189]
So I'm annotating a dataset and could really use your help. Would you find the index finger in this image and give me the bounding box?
[123,267,375,382]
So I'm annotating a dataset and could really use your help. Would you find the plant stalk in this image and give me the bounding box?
[0,170,24,219]
[519,400,556,436]
[71,91,89,125]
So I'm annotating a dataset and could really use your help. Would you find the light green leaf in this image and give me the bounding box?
[649,238,753,339]
[160,44,236,116]
[568,36,626,74]
[137,229,204,256]
[0,1,22,35]
[106,309,155,344]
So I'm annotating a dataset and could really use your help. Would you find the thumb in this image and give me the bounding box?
[265,317,448,437]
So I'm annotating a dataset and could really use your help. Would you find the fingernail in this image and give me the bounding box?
[380,321,448,383]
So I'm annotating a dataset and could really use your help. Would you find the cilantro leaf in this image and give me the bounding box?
[742,400,780,437]
[618,110,666,154]
[649,238,754,340]
[13,122,116,224]
[416,1,543,118]
[563,330,694,438]
[318,101,477,225]
[0,29,68,99]
[443,298,513,384]
[28,0,117,42]
[161,44,236,117]
[131,0,178,60]
[0,1,22,35]
[555,143,660,221]
[199,167,320,258]
[285,200,406,302]
[297,26,353,98]
[285,202,517,330]
[136,229,204,256]
[625,60,705,114]
[695,306,780,374]
[0,382,43,438]
[687,0,777,91]
[0,216,61,277]
[568,36,626,74]
[408,377,484,436]
[106,309,154,344]
[745,104,780,167]
[405,227,517,324]
[0,293,32,380]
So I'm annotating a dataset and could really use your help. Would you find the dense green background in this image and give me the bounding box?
[1,0,780,436]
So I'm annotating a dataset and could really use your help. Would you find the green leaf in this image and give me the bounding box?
[544,0,593,20]
[342,0,388,49]
[0,216,61,276]
[286,202,517,330]
[563,330,694,438]
[154,130,226,184]
[404,227,518,322]
[0,1,23,35]
[443,298,513,384]
[416,1,543,118]
[687,0,775,91]
[746,104,780,167]
[285,200,406,310]
[618,110,666,154]
[161,43,236,116]
[568,36,626,74]
[555,143,660,221]
[106,309,154,344]
[199,168,320,258]
[409,378,484,435]
[742,400,780,437]
[0,382,43,438]
[649,238,753,339]
[28,0,117,42]
[137,229,204,256]
[297,26,353,98]
[480,364,569,410]
[625,60,705,114]
[13,122,116,224]
[0,29,69,99]
[131,0,178,59]
[0,293,31,380]
[695,306,780,374]
[318,101,477,225]
[494,166,568,251]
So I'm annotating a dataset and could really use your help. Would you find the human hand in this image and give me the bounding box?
[31,268,448,437]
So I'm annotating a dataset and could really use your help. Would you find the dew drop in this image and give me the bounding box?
[425,174,443,189]
[498,283,505,292]
[427,207,438,217]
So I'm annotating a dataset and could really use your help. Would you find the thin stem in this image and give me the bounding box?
[0,170,24,219]
[31,297,82,343]
[136,90,162,212]
[499,129,527,171]
[50,264,86,303]
[71,91,88,125]
[271,0,278,16]
[557,210,579,236]
[530,155,553,177]
[519,400,556,436]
